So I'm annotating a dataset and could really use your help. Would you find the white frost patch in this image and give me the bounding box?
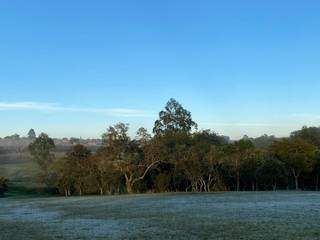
[50,218,125,239]
[0,205,60,222]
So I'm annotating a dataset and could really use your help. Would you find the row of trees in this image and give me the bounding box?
[29,99,320,196]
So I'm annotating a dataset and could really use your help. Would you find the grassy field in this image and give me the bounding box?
[1,192,320,240]
[0,153,43,194]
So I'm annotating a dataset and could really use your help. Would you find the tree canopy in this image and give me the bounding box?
[153,98,197,135]
[29,133,55,172]
[27,129,37,139]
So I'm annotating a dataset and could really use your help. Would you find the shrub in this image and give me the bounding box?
[155,173,171,192]
[0,177,9,196]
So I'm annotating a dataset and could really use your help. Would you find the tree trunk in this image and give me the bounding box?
[294,175,299,190]
[273,183,277,191]
[236,170,240,191]
[126,181,133,194]
[100,187,104,195]
[291,169,299,190]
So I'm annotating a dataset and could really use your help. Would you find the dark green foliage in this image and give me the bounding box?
[29,133,55,172]
[28,133,56,190]
[256,156,287,190]
[313,151,320,191]
[193,130,228,146]
[4,134,20,140]
[153,98,197,135]
[0,177,9,196]
[252,134,277,150]
[154,173,171,192]
[27,129,36,139]
[271,138,316,190]
[291,126,320,148]
[240,150,264,191]
[54,144,94,196]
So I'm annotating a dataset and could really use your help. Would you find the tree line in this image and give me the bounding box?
[24,98,320,196]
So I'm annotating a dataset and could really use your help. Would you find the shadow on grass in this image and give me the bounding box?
[4,185,58,198]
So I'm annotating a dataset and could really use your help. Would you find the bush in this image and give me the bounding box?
[155,173,171,192]
[0,177,9,196]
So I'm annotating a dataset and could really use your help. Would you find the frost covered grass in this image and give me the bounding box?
[1,192,320,239]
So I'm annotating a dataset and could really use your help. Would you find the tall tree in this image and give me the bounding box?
[153,98,197,136]
[180,131,227,192]
[256,156,286,191]
[312,150,320,191]
[204,145,227,191]
[91,151,121,195]
[225,139,255,191]
[271,138,316,190]
[240,150,264,191]
[53,145,94,196]
[29,133,55,172]
[66,144,92,196]
[136,127,152,144]
[29,133,56,188]
[53,157,75,196]
[27,128,36,139]
[180,144,205,192]
[102,123,160,193]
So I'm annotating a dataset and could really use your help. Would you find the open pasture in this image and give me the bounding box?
[1,192,320,240]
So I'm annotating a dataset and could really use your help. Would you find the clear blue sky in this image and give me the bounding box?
[1,1,320,139]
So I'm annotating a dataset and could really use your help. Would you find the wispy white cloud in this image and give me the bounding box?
[290,113,320,121]
[200,122,298,127]
[0,102,55,111]
[0,102,152,118]
[200,122,304,139]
